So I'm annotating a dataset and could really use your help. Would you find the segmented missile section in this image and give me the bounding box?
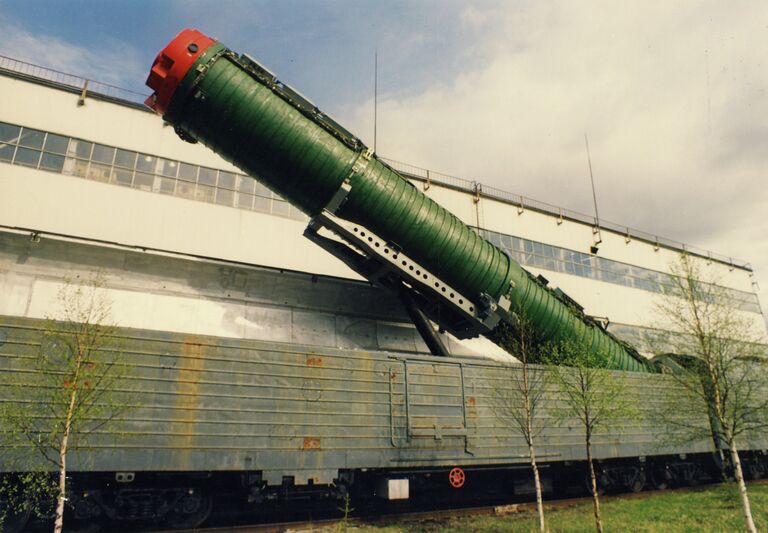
[146,29,656,373]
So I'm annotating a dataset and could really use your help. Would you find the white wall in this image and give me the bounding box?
[0,72,763,337]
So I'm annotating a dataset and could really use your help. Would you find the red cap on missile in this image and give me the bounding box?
[145,28,217,115]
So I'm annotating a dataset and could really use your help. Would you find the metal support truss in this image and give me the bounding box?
[303,183,510,340]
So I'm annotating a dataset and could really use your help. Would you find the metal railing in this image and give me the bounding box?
[0,55,751,271]
[382,158,751,271]
[0,55,149,105]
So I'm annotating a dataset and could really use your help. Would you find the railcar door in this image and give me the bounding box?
[389,358,473,453]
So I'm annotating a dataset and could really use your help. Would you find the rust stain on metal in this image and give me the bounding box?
[176,337,205,469]
[467,396,477,418]
[302,437,321,450]
[305,356,324,367]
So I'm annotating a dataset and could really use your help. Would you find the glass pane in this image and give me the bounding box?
[0,123,21,143]
[272,200,291,217]
[18,128,45,149]
[195,184,215,202]
[87,162,112,183]
[254,196,270,212]
[91,144,115,164]
[237,193,253,209]
[237,175,254,193]
[176,181,195,199]
[215,188,234,206]
[114,149,137,169]
[114,168,134,187]
[178,162,198,182]
[13,147,41,167]
[136,154,156,173]
[0,144,15,162]
[71,140,93,159]
[253,181,271,197]
[43,133,69,155]
[198,167,217,186]
[133,172,154,191]
[158,177,176,194]
[40,153,65,172]
[218,171,236,189]
[158,158,178,177]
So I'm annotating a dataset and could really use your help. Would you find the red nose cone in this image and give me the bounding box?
[145,28,217,115]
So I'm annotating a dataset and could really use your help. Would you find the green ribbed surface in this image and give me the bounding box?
[163,45,654,373]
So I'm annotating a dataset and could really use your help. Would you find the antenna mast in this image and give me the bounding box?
[373,50,378,153]
[584,133,602,253]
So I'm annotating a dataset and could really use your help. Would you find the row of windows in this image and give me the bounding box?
[481,229,761,314]
[0,121,307,222]
[0,121,760,315]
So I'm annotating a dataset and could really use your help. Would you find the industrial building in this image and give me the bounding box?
[0,54,765,365]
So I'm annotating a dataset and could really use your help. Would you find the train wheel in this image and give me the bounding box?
[745,460,763,480]
[162,490,212,530]
[648,462,671,490]
[628,469,646,493]
[585,472,605,496]
[684,465,702,487]
[448,467,465,489]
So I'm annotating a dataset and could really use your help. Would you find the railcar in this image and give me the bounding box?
[1,27,767,532]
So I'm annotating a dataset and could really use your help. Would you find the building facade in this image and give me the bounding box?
[0,59,765,363]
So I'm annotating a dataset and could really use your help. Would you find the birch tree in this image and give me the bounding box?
[654,254,768,533]
[492,321,549,533]
[548,339,635,533]
[0,274,130,533]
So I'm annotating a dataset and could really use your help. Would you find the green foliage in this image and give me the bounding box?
[335,492,354,533]
[0,471,56,529]
[491,321,551,446]
[546,338,637,437]
[0,274,132,526]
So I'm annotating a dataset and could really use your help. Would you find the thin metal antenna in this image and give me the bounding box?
[584,133,602,252]
[373,50,378,153]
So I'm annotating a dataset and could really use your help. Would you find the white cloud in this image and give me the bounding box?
[346,1,768,321]
[0,17,146,92]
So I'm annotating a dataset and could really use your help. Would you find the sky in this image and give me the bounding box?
[0,0,766,319]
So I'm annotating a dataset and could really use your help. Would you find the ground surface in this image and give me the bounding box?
[344,481,767,533]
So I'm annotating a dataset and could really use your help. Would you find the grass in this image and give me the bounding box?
[350,481,767,533]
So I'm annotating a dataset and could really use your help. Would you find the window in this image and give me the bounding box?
[14,147,41,167]
[136,154,156,173]
[40,153,65,172]
[91,144,115,164]
[113,168,134,187]
[115,149,137,169]
[198,167,217,186]
[71,140,93,159]
[0,144,15,162]
[218,171,236,190]
[215,188,234,206]
[195,184,215,202]
[253,181,271,198]
[0,123,21,143]
[178,162,198,182]
[43,133,69,155]
[158,158,178,177]
[18,128,45,149]
[158,176,176,194]
[133,172,154,191]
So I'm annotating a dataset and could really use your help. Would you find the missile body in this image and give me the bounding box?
[146,29,655,372]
